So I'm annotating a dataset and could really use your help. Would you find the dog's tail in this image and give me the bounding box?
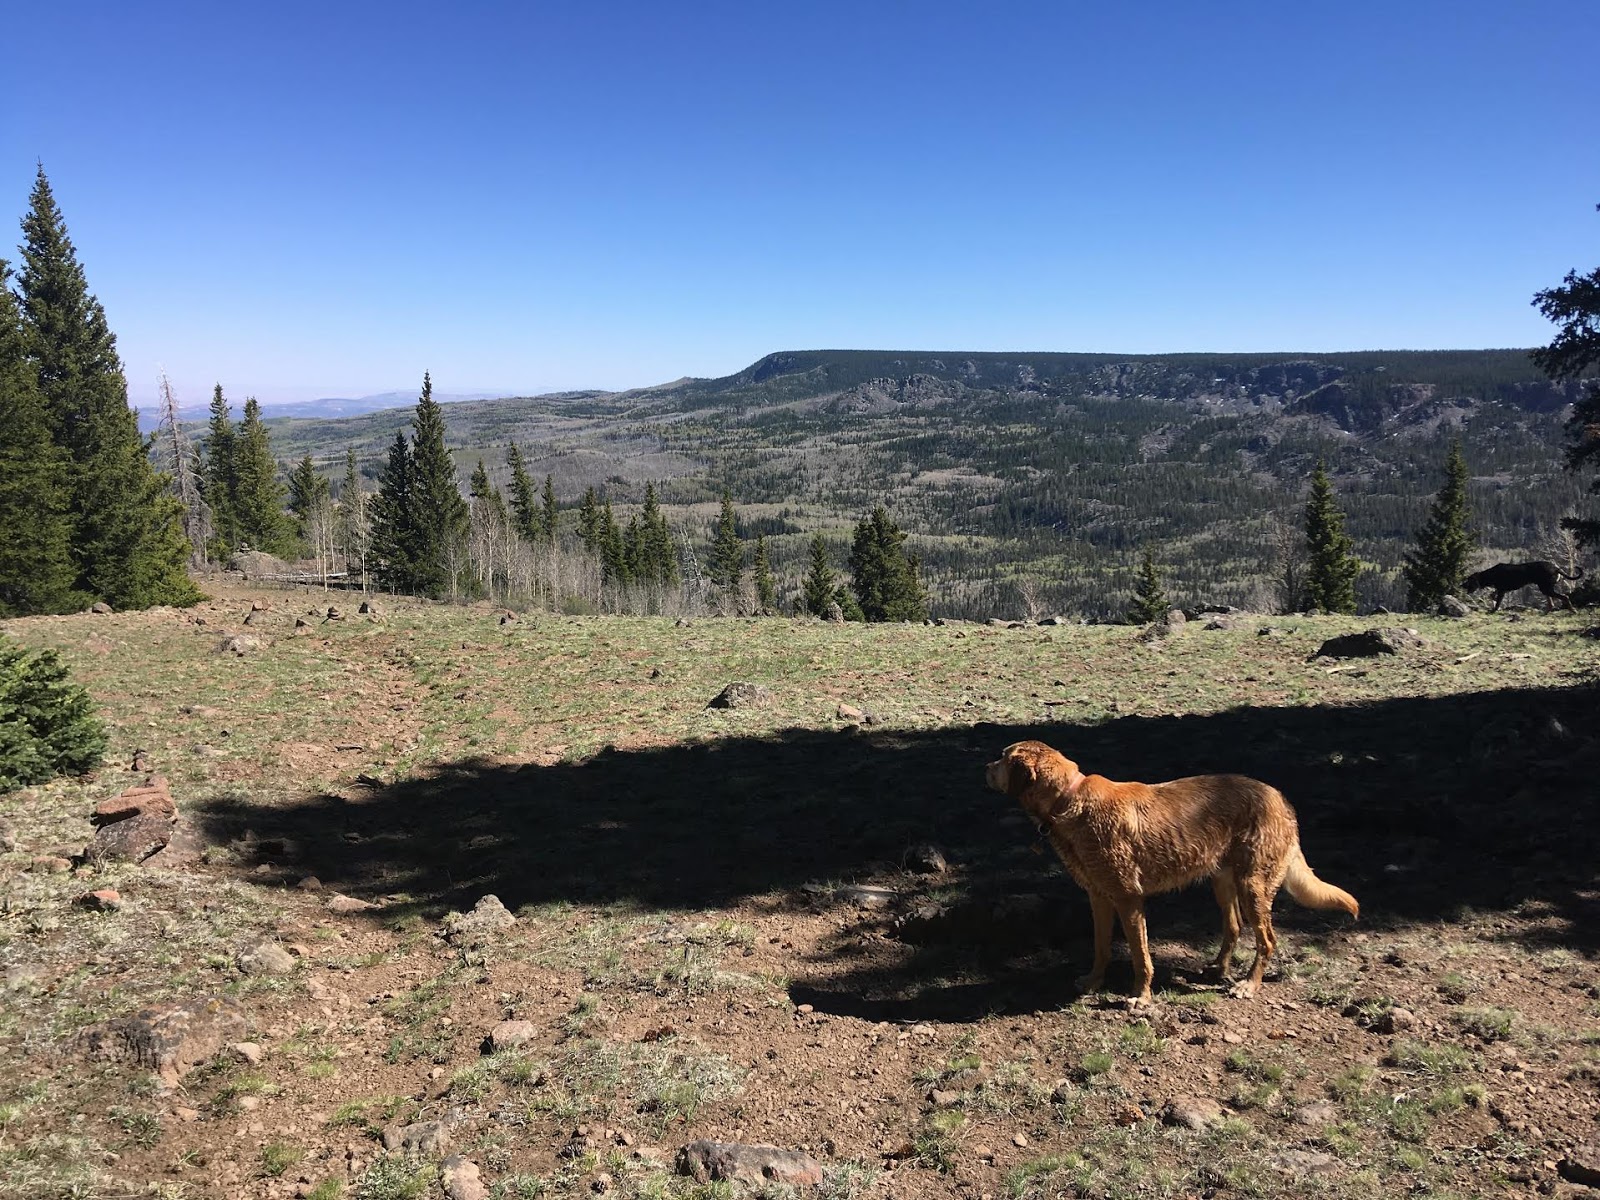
[1558,565,1586,582]
[1283,846,1359,918]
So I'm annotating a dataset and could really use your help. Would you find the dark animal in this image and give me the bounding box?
[1461,560,1584,612]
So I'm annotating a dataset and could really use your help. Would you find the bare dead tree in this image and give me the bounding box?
[156,371,212,567]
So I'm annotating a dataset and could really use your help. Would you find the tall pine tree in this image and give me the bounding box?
[802,534,837,616]
[18,168,198,608]
[1402,441,1474,611]
[752,535,777,614]
[506,443,538,542]
[639,483,678,587]
[405,373,470,598]
[338,448,369,575]
[708,491,744,593]
[369,430,417,591]
[577,487,601,551]
[231,398,293,555]
[849,506,927,622]
[287,455,330,551]
[202,384,239,555]
[0,260,78,615]
[540,474,558,543]
[1303,463,1360,614]
[1127,551,1168,624]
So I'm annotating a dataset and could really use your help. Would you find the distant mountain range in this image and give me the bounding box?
[135,389,523,431]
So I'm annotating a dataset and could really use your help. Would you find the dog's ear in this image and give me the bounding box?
[998,746,1038,798]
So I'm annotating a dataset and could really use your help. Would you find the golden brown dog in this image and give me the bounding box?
[986,740,1358,1003]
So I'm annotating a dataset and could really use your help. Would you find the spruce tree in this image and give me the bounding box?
[541,474,558,543]
[0,261,78,615]
[338,448,368,574]
[577,487,601,552]
[1127,551,1168,624]
[1303,463,1360,614]
[598,499,628,584]
[623,515,645,581]
[1402,441,1475,611]
[1531,208,1600,547]
[232,398,293,555]
[849,506,927,622]
[752,535,777,614]
[0,634,106,790]
[406,373,470,597]
[708,491,744,592]
[202,384,239,554]
[802,534,837,616]
[369,430,417,591]
[17,167,199,608]
[639,483,678,587]
[506,443,538,542]
[287,455,330,550]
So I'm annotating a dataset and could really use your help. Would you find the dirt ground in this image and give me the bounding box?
[2,581,1598,1200]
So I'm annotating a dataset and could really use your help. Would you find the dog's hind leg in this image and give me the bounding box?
[1075,890,1115,993]
[1210,874,1242,981]
[1115,900,1155,1004]
[1228,879,1278,999]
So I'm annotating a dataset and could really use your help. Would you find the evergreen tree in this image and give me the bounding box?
[802,533,837,616]
[598,499,628,584]
[469,458,509,525]
[639,483,678,587]
[0,634,106,791]
[541,474,558,543]
[406,373,470,597]
[1303,463,1360,614]
[1531,205,1600,547]
[1402,441,1475,611]
[623,515,645,581]
[752,535,777,614]
[506,443,538,542]
[849,506,928,622]
[369,430,417,591]
[577,487,601,551]
[232,398,293,555]
[1127,551,1168,624]
[202,384,239,554]
[0,261,77,615]
[287,455,331,550]
[17,167,198,608]
[708,491,744,592]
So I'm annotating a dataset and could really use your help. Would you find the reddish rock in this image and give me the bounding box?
[326,893,378,914]
[142,819,206,870]
[90,813,173,863]
[29,855,73,873]
[75,888,123,911]
[93,777,175,825]
[78,996,247,1086]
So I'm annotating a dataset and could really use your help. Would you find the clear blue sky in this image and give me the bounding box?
[5,1,1598,408]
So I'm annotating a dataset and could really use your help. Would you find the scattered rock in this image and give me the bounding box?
[218,634,261,655]
[1558,1146,1600,1187]
[237,941,297,976]
[74,888,123,911]
[325,893,378,915]
[676,1141,824,1189]
[489,1020,537,1052]
[440,1155,489,1200]
[706,682,772,710]
[442,895,518,945]
[78,996,248,1086]
[928,1088,959,1108]
[836,703,864,722]
[324,607,343,621]
[1037,615,1066,625]
[906,844,948,874]
[231,1042,264,1066]
[90,813,173,864]
[1163,608,1188,628]
[824,601,844,623]
[242,609,262,626]
[1269,1149,1339,1176]
[93,777,176,825]
[141,818,206,870]
[1160,1096,1227,1130]
[90,601,113,614]
[29,855,72,873]
[293,618,310,636]
[1438,595,1471,618]
[1203,614,1237,630]
[296,875,323,891]
[358,601,376,615]
[804,882,896,909]
[1012,1132,1030,1147]
[382,1120,452,1156]
[1377,1006,1417,1034]
[1294,1101,1339,1126]
[1312,628,1425,659]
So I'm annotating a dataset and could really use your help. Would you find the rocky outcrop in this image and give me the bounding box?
[88,776,177,864]
[77,996,247,1086]
[676,1141,824,1188]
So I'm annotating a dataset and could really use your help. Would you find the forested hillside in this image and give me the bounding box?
[258,349,1591,619]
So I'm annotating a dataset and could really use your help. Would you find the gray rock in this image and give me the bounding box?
[676,1141,824,1188]
[824,601,844,623]
[78,995,247,1086]
[1377,1006,1417,1034]
[706,682,772,710]
[1438,594,1471,618]
[1312,627,1425,659]
[489,1020,537,1052]
[90,601,113,614]
[90,812,172,863]
[237,941,296,976]
[443,895,517,944]
[836,703,864,722]
[906,844,948,874]
[1269,1149,1339,1176]
[440,1155,488,1200]
[230,1041,264,1065]
[1160,1096,1228,1130]
[1293,1101,1339,1126]
[217,634,261,655]
[1163,608,1188,628]
[1559,1146,1600,1187]
[382,1119,452,1156]
[325,893,378,915]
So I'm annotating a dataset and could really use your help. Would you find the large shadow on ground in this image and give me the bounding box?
[199,683,1600,1017]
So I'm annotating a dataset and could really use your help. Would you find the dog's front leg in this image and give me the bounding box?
[1075,890,1114,993]
[1116,900,1155,1004]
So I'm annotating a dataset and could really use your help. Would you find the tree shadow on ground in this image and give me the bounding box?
[198,682,1600,1020]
